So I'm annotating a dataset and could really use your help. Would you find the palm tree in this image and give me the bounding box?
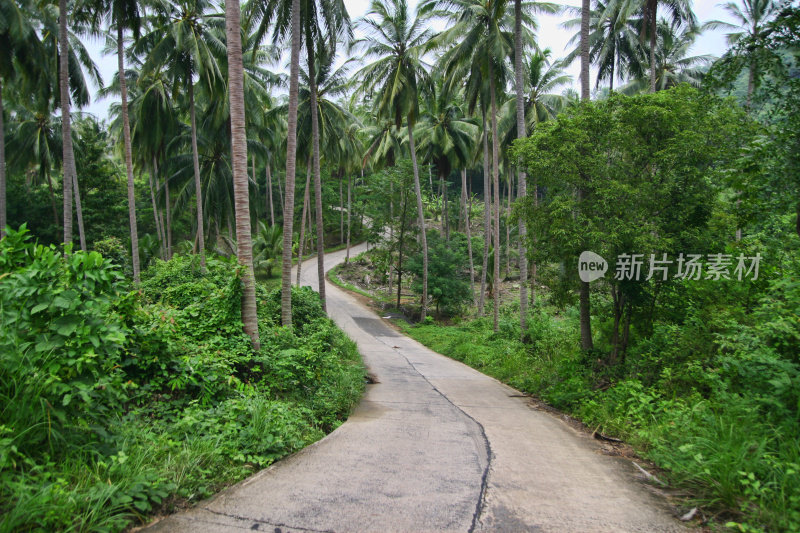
[500,49,572,137]
[580,0,592,349]
[611,0,695,93]
[87,0,143,279]
[58,0,77,248]
[706,0,779,108]
[564,1,641,91]
[416,79,478,242]
[137,0,225,270]
[225,0,259,348]
[424,0,555,330]
[619,19,712,93]
[355,0,434,320]
[0,0,47,237]
[247,0,301,325]
[514,0,528,336]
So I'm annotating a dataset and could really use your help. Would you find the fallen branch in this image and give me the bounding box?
[632,461,667,486]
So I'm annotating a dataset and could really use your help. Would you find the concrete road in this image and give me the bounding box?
[146,244,687,533]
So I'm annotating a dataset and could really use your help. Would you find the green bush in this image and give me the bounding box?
[0,230,365,532]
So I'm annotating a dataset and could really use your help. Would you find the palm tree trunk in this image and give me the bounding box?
[45,173,59,226]
[579,0,594,350]
[188,82,206,269]
[266,159,275,226]
[281,0,301,326]
[59,0,73,247]
[442,171,449,241]
[296,159,311,286]
[648,0,657,93]
[407,120,428,321]
[490,73,501,333]
[149,163,165,258]
[505,170,511,279]
[0,77,6,238]
[339,175,344,244]
[746,60,755,110]
[277,164,284,214]
[462,169,475,305]
[225,0,259,349]
[117,26,140,281]
[479,112,491,316]
[72,172,86,251]
[307,42,326,312]
[346,171,352,263]
[515,0,528,336]
[165,165,172,259]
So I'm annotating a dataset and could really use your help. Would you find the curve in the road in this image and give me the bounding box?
[146,244,687,533]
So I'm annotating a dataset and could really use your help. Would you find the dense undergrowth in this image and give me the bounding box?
[0,227,365,532]
[401,271,800,533]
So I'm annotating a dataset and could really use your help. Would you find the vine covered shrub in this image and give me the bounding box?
[0,226,133,455]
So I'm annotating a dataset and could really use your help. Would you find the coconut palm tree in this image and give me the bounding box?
[85,0,143,279]
[415,79,478,242]
[423,0,555,330]
[0,0,47,237]
[706,0,779,108]
[564,1,642,91]
[609,0,695,93]
[247,0,300,325]
[354,0,434,320]
[500,49,572,137]
[58,0,78,249]
[619,19,712,93]
[136,0,225,270]
[225,0,259,348]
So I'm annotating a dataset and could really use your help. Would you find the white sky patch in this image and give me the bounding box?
[82,0,737,121]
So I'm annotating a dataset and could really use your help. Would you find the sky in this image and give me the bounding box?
[82,0,736,120]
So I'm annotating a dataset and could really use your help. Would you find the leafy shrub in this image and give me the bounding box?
[262,285,326,328]
[0,227,133,454]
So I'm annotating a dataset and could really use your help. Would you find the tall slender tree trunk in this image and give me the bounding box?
[396,189,409,309]
[479,112,491,316]
[462,169,475,305]
[281,0,301,326]
[407,121,428,321]
[490,73,501,333]
[339,175,344,244]
[579,0,594,350]
[515,0,528,336]
[72,171,86,251]
[442,171,449,241]
[648,0,657,93]
[296,160,311,286]
[345,172,352,263]
[59,0,74,247]
[188,82,206,269]
[277,165,284,213]
[165,167,172,259]
[225,0,259,349]
[746,60,755,110]
[0,78,6,238]
[45,174,59,226]
[266,159,275,226]
[149,163,165,258]
[307,42,326,312]
[505,171,511,279]
[581,0,591,101]
[117,26,140,280]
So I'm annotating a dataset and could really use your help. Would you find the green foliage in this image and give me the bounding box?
[407,230,472,317]
[0,231,365,532]
[0,227,133,453]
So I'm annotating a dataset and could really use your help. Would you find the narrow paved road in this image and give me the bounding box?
[148,244,687,533]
